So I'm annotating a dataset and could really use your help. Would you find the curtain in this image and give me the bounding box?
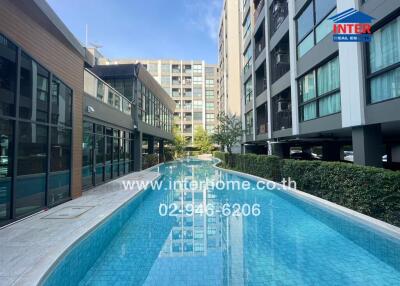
[319,92,341,116]
[300,72,315,102]
[302,102,316,121]
[370,16,400,73]
[317,57,339,95]
[370,67,400,103]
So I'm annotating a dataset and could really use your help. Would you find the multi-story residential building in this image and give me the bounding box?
[0,0,174,226]
[218,0,243,117]
[100,59,219,144]
[240,0,400,168]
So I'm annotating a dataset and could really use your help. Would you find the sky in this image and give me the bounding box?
[47,0,223,64]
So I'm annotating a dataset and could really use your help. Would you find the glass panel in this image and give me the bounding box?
[297,3,314,41]
[299,72,315,102]
[20,53,49,122]
[370,66,400,103]
[369,16,400,73]
[105,136,112,181]
[0,119,13,222]
[317,57,340,96]
[302,102,317,121]
[51,77,72,127]
[316,10,336,43]
[319,92,341,116]
[16,122,48,218]
[49,127,71,206]
[97,80,105,101]
[113,137,119,178]
[82,130,93,189]
[95,134,104,184]
[297,32,314,58]
[0,34,17,117]
[315,0,335,23]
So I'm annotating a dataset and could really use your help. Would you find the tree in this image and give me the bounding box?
[194,126,213,154]
[212,112,243,155]
[172,127,186,158]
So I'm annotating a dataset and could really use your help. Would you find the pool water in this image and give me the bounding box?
[46,160,400,286]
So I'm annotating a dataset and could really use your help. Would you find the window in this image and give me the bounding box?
[243,45,253,73]
[16,122,48,217]
[0,119,13,221]
[296,1,336,58]
[193,112,202,121]
[161,76,170,85]
[172,88,180,97]
[244,77,253,104]
[193,64,202,73]
[193,100,202,109]
[299,57,340,121]
[51,77,72,127]
[147,63,158,74]
[193,76,202,84]
[368,15,400,104]
[20,53,49,123]
[0,34,17,117]
[206,113,215,121]
[48,127,71,206]
[206,79,214,88]
[193,87,202,97]
[206,102,214,110]
[245,111,253,135]
[161,64,170,73]
[243,12,251,40]
[206,90,214,99]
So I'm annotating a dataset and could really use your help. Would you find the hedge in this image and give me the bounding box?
[213,151,400,227]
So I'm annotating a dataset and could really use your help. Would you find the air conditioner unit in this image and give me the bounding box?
[277,101,289,112]
[276,52,289,65]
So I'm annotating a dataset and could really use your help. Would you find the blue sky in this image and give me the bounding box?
[47,0,222,63]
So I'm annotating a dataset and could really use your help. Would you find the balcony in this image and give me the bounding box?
[255,63,267,96]
[270,0,288,37]
[256,103,268,135]
[270,34,290,84]
[254,0,265,22]
[172,77,181,85]
[183,65,192,74]
[172,65,181,74]
[254,23,266,60]
[272,89,292,131]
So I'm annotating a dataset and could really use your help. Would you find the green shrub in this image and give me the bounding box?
[143,154,159,169]
[214,152,400,227]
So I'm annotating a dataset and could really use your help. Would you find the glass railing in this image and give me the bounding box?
[84,69,132,115]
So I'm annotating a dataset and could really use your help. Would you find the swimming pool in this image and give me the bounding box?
[43,159,400,285]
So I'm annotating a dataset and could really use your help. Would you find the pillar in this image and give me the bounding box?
[159,139,164,163]
[352,124,383,167]
[148,136,155,154]
[322,142,342,161]
[133,131,143,171]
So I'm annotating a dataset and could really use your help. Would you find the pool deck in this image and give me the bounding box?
[0,170,161,286]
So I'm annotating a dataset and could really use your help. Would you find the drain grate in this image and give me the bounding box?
[42,206,94,219]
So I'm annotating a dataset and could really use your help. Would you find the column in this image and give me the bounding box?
[352,124,383,167]
[148,136,155,154]
[133,131,143,171]
[159,139,164,163]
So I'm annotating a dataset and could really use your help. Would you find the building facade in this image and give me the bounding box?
[218,0,243,117]
[240,0,400,168]
[0,0,174,226]
[100,59,219,144]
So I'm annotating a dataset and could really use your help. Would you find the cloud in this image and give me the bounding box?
[184,0,223,42]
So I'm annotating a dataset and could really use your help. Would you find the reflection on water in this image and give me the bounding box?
[79,160,400,286]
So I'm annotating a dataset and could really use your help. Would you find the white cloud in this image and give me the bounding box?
[184,0,223,42]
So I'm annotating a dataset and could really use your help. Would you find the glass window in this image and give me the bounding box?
[0,119,13,221]
[319,92,341,116]
[297,32,314,58]
[193,87,202,97]
[82,124,93,189]
[297,3,314,41]
[193,64,202,73]
[97,80,105,101]
[245,111,253,135]
[51,77,72,127]
[194,100,202,109]
[370,67,400,103]
[16,122,48,217]
[244,78,253,104]
[161,76,170,85]
[0,34,17,117]
[20,53,49,123]
[315,0,336,23]
[193,76,202,84]
[206,90,214,99]
[369,16,400,73]
[95,133,104,184]
[161,64,170,73]
[193,112,202,120]
[206,103,214,110]
[299,72,315,103]
[301,102,317,121]
[113,137,119,177]
[317,57,339,95]
[316,10,335,43]
[243,12,251,39]
[48,127,71,206]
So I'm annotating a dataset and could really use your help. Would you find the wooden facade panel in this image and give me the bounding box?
[0,0,84,198]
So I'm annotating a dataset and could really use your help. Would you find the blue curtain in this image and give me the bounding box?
[370,67,400,103]
[302,102,317,121]
[317,57,340,96]
[319,92,341,116]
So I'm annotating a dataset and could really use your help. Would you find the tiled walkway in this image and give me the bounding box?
[0,170,160,286]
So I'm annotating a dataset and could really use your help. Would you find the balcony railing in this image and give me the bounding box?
[270,0,288,37]
[254,0,265,22]
[254,40,266,60]
[84,69,132,115]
